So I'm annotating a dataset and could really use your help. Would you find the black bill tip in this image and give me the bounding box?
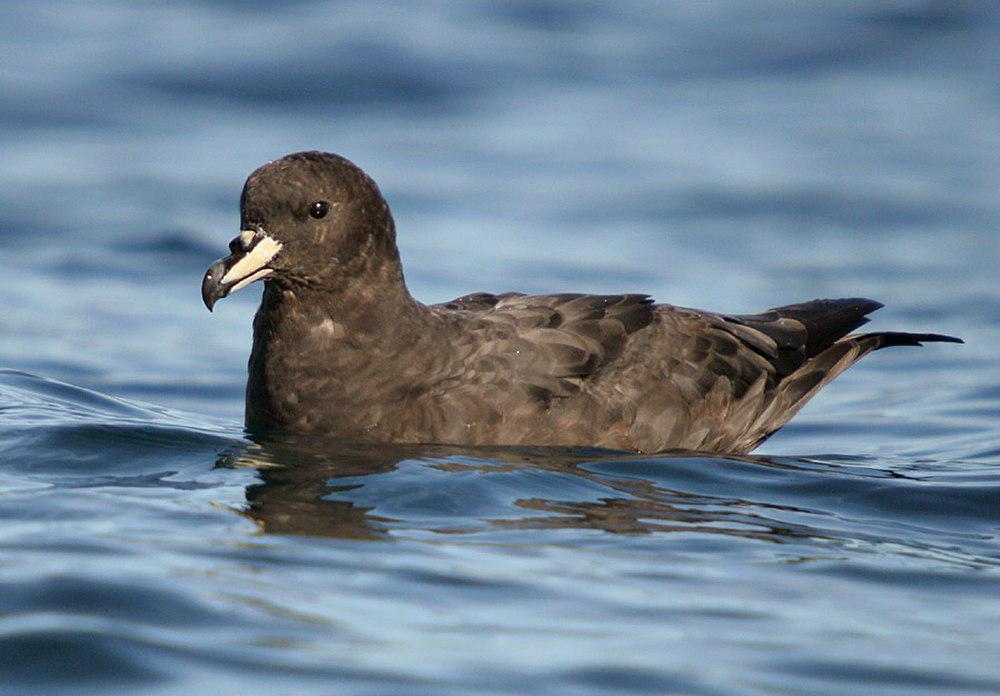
[202,258,230,311]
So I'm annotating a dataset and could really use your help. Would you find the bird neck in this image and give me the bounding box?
[263,257,428,343]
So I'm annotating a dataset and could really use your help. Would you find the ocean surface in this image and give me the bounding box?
[1,1,998,693]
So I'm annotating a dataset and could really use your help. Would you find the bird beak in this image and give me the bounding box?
[202,229,283,311]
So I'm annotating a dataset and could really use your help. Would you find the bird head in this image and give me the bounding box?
[202,151,398,310]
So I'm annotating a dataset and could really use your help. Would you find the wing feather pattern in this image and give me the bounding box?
[432,292,655,402]
[427,294,958,452]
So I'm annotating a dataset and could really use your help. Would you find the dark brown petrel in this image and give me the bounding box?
[202,151,961,453]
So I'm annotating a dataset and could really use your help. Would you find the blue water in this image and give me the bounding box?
[2,2,999,693]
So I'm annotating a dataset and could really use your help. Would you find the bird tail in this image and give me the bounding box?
[741,330,962,451]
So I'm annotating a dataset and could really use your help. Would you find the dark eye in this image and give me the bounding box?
[309,201,331,219]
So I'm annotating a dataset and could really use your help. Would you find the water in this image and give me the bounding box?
[1,1,999,693]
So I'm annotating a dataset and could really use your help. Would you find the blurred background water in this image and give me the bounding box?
[1,1,998,693]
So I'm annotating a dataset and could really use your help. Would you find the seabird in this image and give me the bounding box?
[202,151,961,453]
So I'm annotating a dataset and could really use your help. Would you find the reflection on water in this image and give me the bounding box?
[230,440,404,540]
[223,438,817,541]
[217,436,995,574]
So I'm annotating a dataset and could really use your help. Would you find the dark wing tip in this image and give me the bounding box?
[915,333,964,345]
[796,297,883,312]
[866,331,964,348]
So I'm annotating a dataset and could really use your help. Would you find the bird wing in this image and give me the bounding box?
[428,294,957,452]
[620,298,891,452]
[653,298,960,451]
[430,292,655,401]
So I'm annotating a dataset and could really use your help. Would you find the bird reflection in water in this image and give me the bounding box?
[214,434,846,545]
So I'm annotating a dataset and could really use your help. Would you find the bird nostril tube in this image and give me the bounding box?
[229,230,258,254]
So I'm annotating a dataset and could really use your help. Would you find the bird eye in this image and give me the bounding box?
[309,201,331,219]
